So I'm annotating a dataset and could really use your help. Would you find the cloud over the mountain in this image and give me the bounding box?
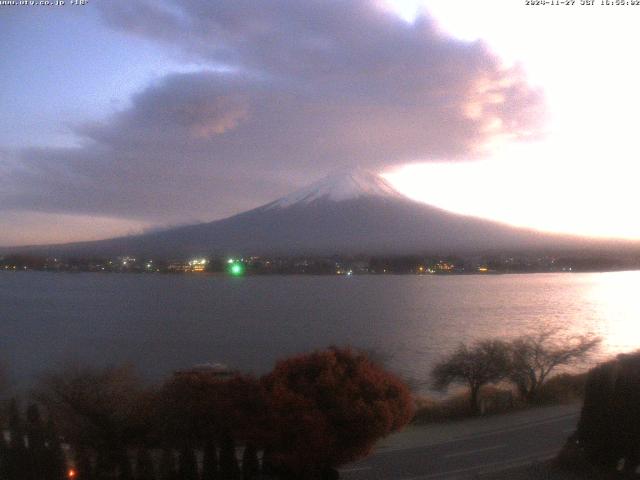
[1,0,544,225]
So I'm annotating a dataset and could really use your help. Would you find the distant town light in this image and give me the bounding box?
[227,258,235,264]
[188,258,208,272]
[68,469,77,478]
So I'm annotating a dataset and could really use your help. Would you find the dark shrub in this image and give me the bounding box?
[534,373,587,406]
[577,351,640,475]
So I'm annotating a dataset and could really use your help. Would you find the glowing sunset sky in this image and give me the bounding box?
[385,0,640,239]
[1,0,639,245]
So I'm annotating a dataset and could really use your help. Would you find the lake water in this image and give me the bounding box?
[2,270,639,388]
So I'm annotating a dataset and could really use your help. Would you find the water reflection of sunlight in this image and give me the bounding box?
[588,271,640,357]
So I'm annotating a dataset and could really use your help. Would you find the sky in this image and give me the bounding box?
[1,0,639,246]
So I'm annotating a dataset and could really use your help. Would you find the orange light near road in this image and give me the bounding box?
[68,468,77,478]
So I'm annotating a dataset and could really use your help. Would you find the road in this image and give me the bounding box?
[339,404,581,480]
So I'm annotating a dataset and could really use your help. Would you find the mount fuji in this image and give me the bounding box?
[10,169,617,257]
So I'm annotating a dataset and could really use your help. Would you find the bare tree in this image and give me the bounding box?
[508,329,600,402]
[431,340,511,415]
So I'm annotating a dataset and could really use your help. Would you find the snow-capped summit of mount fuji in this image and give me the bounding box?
[267,168,402,209]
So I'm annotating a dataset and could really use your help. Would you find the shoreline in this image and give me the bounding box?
[3,268,640,276]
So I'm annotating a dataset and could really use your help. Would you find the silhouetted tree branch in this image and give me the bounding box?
[508,329,600,402]
[431,340,511,414]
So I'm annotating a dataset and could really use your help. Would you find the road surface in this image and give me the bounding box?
[339,404,581,480]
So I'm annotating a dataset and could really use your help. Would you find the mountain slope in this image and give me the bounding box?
[5,169,627,257]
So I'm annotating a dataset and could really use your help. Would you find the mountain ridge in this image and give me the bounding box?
[2,169,638,257]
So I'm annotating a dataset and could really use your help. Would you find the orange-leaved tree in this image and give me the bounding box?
[262,347,414,478]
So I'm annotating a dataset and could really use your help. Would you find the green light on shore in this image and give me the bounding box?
[229,262,244,276]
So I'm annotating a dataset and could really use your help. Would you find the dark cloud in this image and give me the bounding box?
[2,0,544,224]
